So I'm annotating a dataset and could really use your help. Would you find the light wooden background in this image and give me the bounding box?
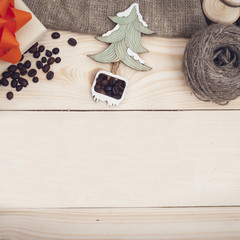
[0,30,240,239]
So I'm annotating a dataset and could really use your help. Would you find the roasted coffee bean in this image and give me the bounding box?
[51,32,60,39]
[28,45,37,53]
[6,92,13,100]
[32,77,39,83]
[41,57,47,63]
[38,45,45,52]
[45,50,52,57]
[20,68,27,76]
[20,54,24,62]
[11,79,18,88]
[33,42,38,47]
[42,64,50,73]
[47,57,55,65]
[1,78,9,86]
[2,71,10,78]
[16,85,23,92]
[120,80,126,88]
[52,48,59,54]
[109,77,116,86]
[102,80,108,86]
[17,62,24,70]
[112,86,119,95]
[114,95,122,100]
[8,65,17,72]
[46,71,54,80]
[104,86,112,92]
[23,60,31,69]
[28,69,37,77]
[18,77,28,87]
[36,61,43,69]
[33,51,41,58]
[68,38,77,46]
[96,77,102,84]
[55,57,61,63]
[98,74,108,80]
[11,72,19,79]
[94,84,102,93]
[105,91,112,97]
[16,84,23,92]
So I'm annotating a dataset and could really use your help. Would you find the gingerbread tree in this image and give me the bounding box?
[89,3,154,72]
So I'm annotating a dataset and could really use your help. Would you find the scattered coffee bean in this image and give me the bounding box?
[36,61,43,69]
[18,77,28,87]
[28,69,37,77]
[17,63,24,70]
[51,32,60,39]
[68,38,77,46]
[20,54,24,62]
[2,71,10,78]
[55,57,61,63]
[33,42,38,47]
[8,65,17,73]
[11,72,19,80]
[45,50,52,57]
[6,92,13,100]
[47,57,55,65]
[42,64,50,73]
[20,68,27,76]
[32,77,39,83]
[23,60,31,69]
[1,78,9,86]
[11,79,18,88]
[28,45,37,53]
[52,48,60,54]
[41,57,47,63]
[38,45,45,52]
[46,71,54,80]
[16,85,23,92]
[33,51,41,59]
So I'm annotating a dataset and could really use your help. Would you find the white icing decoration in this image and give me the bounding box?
[117,3,148,27]
[91,70,128,107]
[127,48,145,64]
[102,24,120,37]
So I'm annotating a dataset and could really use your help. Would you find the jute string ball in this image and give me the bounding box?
[183,24,240,105]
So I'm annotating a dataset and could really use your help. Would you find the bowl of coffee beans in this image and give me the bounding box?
[91,71,128,106]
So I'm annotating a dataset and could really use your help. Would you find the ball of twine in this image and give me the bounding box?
[183,24,240,105]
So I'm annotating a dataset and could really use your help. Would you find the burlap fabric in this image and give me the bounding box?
[23,0,207,38]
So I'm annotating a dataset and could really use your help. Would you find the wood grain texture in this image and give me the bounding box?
[1,30,240,110]
[0,111,240,208]
[1,207,240,240]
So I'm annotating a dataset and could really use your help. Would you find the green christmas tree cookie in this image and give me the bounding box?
[89,3,154,71]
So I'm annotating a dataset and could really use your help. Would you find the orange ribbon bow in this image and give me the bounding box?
[0,0,32,63]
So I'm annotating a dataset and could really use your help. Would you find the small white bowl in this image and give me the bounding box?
[91,70,128,107]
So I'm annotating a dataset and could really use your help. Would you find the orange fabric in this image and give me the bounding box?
[0,0,32,63]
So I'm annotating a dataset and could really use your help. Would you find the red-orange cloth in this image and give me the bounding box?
[0,0,32,63]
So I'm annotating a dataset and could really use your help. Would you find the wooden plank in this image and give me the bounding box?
[1,207,240,240]
[0,111,240,208]
[1,30,240,110]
